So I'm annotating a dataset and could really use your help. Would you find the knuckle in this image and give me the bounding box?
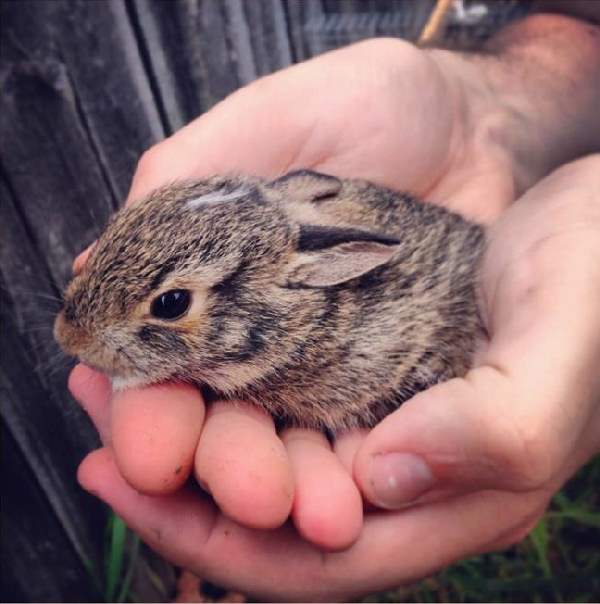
[499,422,556,489]
[482,403,557,490]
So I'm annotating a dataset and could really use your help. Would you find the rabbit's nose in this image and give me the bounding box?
[53,310,92,356]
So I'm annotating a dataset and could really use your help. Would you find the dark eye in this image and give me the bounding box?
[150,289,191,320]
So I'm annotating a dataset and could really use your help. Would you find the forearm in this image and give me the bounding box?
[432,13,600,196]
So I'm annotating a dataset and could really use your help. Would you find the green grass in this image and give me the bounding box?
[366,455,600,603]
[100,513,140,603]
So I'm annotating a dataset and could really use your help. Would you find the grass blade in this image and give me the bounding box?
[529,518,552,579]
[545,511,600,528]
[106,514,127,602]
[117,534,140,603]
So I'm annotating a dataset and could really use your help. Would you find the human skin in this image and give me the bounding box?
[70,13,600,600]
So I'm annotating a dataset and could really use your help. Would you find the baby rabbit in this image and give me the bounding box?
[55,170,485,432]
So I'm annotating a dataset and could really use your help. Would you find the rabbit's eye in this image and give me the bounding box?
[151,289,191,320]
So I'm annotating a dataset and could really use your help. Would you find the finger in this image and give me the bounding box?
[68,364,112,443]
[78,446,545,601]
[333,429,379,513]
[111,383,205,494]
[77,448,219,568]
[194,400,294,529]
[72,243,96,274]
[333,429,368,475]
[78,447,326,600]
[353,371,555,509]
[282,429,363,551]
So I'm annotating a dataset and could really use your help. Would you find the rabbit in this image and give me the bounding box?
[54,170,485,433]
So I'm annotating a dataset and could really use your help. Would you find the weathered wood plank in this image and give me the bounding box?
[130,0,242,132]
[283,0,326,61]
[1,0,164,208]
[286,0,435,58]
[0,1,175,600]
[0,76,99,535]
[1,86,111,586]
[1,416,101,602]
[231,0,293,78]
[0,58,113,284]
[48,0,166,199]
[130,0,293,133]
[0,177,105,597]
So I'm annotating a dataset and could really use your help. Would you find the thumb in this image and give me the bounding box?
[353,366,584,510]
[353,370,522,508]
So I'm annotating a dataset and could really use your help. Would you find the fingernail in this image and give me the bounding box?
[369,452,435,509]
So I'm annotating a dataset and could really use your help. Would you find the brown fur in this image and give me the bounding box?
[54,171,485,433]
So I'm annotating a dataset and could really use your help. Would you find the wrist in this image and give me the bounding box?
[429,13,600,197]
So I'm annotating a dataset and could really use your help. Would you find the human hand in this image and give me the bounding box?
[70,13,600,595]
[74,36,529,549]
[74,155,600,601]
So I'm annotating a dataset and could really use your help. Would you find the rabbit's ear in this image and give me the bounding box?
[282,225,400,288]
[268,170,342,202]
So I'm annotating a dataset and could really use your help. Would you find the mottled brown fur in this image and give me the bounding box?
[55,171,485,432]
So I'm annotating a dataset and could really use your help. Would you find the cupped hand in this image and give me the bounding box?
[73,38,523,548]
[73,154,600,600]
[69,34,600,597]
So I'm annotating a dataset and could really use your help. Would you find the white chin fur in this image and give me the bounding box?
[111,375,151,391]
